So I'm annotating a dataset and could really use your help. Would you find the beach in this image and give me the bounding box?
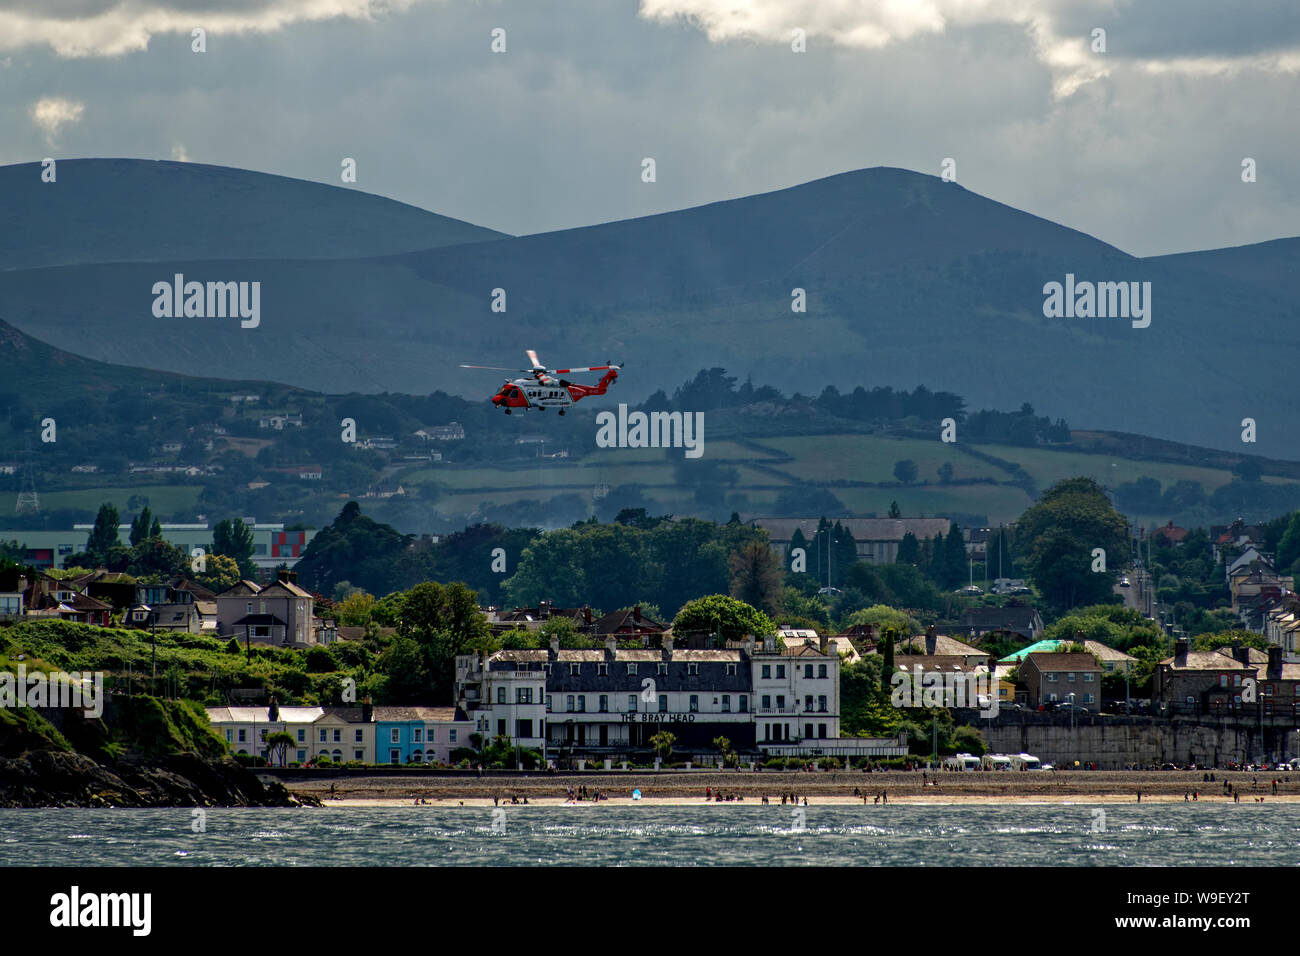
[278,769,1300,807]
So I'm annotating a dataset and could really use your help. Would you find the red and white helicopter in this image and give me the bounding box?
[460,350,622,414]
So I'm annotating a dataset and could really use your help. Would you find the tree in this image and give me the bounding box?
[127,537,189,579]
[897,531,920,565]
[129,506,155,547]
[86,503,121,560]
[194,553,241,593]
[1233,458,1263,482]
[1016,478,1130,611]
[212,518,256,579]
[937,462,954,484]
[673,594,776,646]
[650,731,677,760]
[889,501,902,519]
[1277,512,1300,572]
[893,460,918,484]
[728,541,783,615]
[266,731,295,767]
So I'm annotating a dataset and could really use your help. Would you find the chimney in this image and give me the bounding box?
[268,696,279,722]
[362,696,373,722]
[633,604,642,622]
[662,632,674,658]
[584,606,593,625]
[605,634,618,657]
[1268,645,1282,680]
[925,625,937,657]
[742,636,754,658]
[276,569,297,585]
[549,636,560,660]
[1232,638,1246,664]
[763,631,775,654]
[1174,638,1189,666]
[819,632,828,654]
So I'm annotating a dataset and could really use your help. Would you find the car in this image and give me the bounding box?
[956,585,984,596]
[1119,576,1131,588]
[1056,701,1090,715]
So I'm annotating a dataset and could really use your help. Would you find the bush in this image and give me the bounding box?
[304,645,337,673]
[225,639,240,654]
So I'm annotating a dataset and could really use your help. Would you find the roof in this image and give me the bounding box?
[1160,650,1254,671]
[998,639,1135,664]
[959,607,1041,629]
[231,613,287,627]
[490,648,744,663]
[219,580,263,597]
[896,634,987,657]
[1020,652,1102,671]
[259,578,314,599]
[751,517,952,543]
[592,607,666,633]
[206,706,325,723]
[373,706,467,722]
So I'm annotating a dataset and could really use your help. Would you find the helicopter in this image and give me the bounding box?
[459,350,623,414]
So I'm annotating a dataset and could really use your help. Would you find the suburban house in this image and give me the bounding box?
[895,627,990,668]
[958,606,1045,643]
[216,571,315,647]
[1152,640,1256,717]
[374,705,472,765]
[1018,652,1103,710]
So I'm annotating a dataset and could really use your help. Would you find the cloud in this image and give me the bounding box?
[29,96,85,143]
[0,0,432,58]
[637,0,1300,97]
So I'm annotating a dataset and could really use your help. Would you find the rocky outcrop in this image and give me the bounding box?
[0,749,320,808]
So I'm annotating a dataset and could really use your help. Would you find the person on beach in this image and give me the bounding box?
[1137,791,1141,802]
[1193,791,1198,801]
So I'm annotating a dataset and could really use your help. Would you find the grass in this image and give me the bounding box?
[754,435,1005,483]
[0,485,203,515]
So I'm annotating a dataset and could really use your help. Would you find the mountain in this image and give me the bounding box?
[1,163,1296,457]
[0,159,507,270]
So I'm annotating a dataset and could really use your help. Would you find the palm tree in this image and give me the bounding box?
[266,731,295,767]
[650,731,676,761]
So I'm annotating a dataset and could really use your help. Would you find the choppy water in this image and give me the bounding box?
[2,805,1298,866]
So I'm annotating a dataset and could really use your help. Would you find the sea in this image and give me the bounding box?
[3,804,1300,865]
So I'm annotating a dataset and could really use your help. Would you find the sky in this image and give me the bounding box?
[1,0,1297,257]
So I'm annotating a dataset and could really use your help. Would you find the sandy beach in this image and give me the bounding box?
[279,769,1300,807]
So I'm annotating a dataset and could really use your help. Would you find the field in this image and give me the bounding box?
[0,485,204,516]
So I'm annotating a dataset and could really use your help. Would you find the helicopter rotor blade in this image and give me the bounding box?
[526,349,542,370]
[553,364,620,374]
[459,364,520,371]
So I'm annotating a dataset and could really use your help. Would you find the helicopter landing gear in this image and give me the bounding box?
[559,409,565,416]
[504,409,512,415]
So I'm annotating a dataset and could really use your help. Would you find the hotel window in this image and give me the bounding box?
[777,695,785,710]
[355,729,363,742]
[1219,675,1229,687]
[1083,673,1094,682]
[657,663,667,675]
[689,695,699,713]
[739,695,748,713]
[226,729,233,742]
[333,729,341,742]
[570,663,580,676]
[804,664,813,678]
[818,724,827,739]
[598,663,608,675]
[413,728,423,742]
[599,695,608,712]
[1234,675,1243,687]
[762,695,771,709]
[354,750,363,761]
[546,695,553,710]
[804,695,813,711]
[627,663,638,675]
[818,665,827,679]
[818,695,827,712]
[627,694,637,712]
[497,687,507,703]
[1067,673,1076,682]
[761,665,771,679]
[688,663,699,675]
[390,729,400,743]
[726,663,736,676]
[319,729,327,742]
[566,695,575,712]
[776,665,786,679]
[296,729,305,742]
[517,687,532,703]
[577,695,586,712]
[449,730,457,743]
[260,729,268,742]
[297,750,306,762]
[721,695,730,712]
[658,694,667,713]
[427,727,436,742]
[497,719,506,736]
